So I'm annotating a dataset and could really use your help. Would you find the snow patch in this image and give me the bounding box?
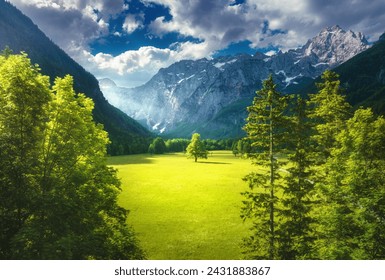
[312,62,328,67]
[152,122,161,130]
[177,74,195,84]
[213,59,238,69]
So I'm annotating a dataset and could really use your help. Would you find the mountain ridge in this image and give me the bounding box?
[101,25,370,139]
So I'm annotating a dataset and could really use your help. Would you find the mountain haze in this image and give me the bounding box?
[101,25,369,139]
[0,0,151,155]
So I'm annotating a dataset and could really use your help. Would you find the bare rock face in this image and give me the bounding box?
[101,26,370,139]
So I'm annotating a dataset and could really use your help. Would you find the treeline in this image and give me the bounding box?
[241,71,385,260]
[147,137,236,154]
[0,52,144,259]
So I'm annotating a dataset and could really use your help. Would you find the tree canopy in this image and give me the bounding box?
[186,133,208,162]
[242,71,385,260]
[0,52,144,259]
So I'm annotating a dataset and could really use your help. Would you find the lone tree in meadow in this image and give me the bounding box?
[186,133,208,162]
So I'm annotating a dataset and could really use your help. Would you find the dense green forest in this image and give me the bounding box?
[0,52,144,259]
[241,71,385,259]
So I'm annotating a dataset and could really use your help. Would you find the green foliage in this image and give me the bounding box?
[164,138,189,152]
[0,53,144,259]
[240,72,385,260]
[278,96,316,259]
[186,133,209,162]
[0,52,51,258]
[307,70,352,162]
[0,3,151,156]
[314,108,385,259]
[148,137,167,154]
[241,75,290,259]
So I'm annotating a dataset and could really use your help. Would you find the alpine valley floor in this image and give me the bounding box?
[107,151,254,259]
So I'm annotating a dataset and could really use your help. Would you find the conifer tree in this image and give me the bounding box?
[307,70,353,259]
[316,108,385,259]
[278,96,316,259]
[241,75,289,259]
[307,70,351,162]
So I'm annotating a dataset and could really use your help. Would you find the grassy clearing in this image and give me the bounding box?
[107,151,254,260]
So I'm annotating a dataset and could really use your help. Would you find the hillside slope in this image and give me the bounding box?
[0,0,151,155]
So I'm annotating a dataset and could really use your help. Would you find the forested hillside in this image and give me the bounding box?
[0,0,151,155]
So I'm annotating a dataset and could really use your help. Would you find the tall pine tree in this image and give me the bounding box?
[241,75,289,259]
[278,96,316,259]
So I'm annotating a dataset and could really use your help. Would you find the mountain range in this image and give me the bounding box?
[2,0,384,144]
[100,25,370,139]
[0,0,151,155]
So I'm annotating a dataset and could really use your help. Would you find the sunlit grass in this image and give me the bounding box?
[107,151,254,260]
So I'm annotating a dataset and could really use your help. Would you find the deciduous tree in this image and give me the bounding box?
[186,133,208,162]
[0,53,144,259]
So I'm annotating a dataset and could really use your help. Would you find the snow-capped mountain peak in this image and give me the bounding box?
[301,25,369,66]
[100,26,371,139]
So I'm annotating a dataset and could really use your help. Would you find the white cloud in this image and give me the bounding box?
[7,0,385,88]
[77,46,174,87]
[122,14,143,34]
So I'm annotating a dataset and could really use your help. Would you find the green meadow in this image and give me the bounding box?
[107,151,254,260]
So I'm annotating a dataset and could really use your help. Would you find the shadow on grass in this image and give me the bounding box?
[107,156,154,165]
[197,161,231,165]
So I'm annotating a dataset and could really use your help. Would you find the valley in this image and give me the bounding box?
[108,151,253,259]
[2,0,385,263]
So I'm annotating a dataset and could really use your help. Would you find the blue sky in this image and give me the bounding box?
[8,0,385,88]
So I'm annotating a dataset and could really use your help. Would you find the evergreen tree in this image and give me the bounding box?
[186,133,208,162]
[241,75,289,259]
[307,70,351,162]
[278,96,316,259]
[307,70,354,259]
[316,108,385,259]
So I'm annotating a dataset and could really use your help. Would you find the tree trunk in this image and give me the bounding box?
[269,93,275,259]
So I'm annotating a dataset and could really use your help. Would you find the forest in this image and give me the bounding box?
[241,72,385,259]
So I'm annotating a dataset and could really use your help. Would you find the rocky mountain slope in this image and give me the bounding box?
[101,25,370,139]
[304,32,385,114]
[0,0,151,155]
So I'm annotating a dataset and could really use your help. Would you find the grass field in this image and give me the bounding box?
[107,151,254,260]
